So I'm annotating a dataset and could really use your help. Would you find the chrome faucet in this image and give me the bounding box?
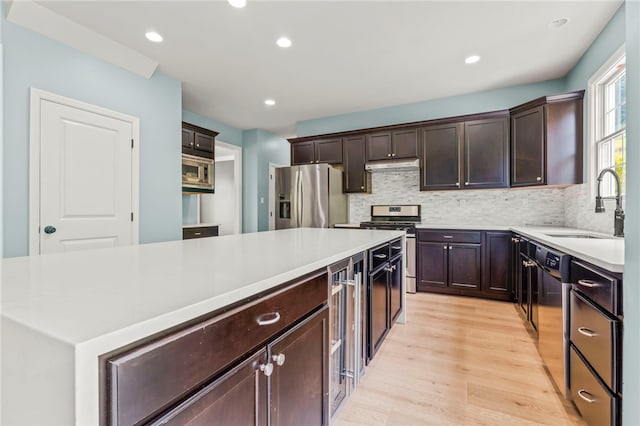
[595,168,624,237]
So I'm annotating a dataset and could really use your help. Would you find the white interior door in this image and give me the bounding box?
[36,96,136,254]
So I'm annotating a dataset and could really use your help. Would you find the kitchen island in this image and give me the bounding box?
[1,227,404,425]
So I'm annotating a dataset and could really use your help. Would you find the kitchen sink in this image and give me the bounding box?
[544,233,614,239]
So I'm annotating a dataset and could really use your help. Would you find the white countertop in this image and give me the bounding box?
[1,227,404,425]
[334,223,362,228]
[510,226,624,273]
[416,224,511,231]
[182,222,220,228]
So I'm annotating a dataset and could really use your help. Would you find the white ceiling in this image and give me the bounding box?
[30,0,622,137]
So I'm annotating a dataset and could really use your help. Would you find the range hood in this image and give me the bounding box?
[365,158,419,172]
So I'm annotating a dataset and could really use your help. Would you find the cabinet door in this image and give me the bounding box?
[511,106,545,186]
[463,117,509,189]
[270,307,329,426]
[182,128,195,149]
[368,266,390,359]
[420,123,462,190]
[417,241,448,290]
[366,132,392,161]
[291,141,316,165]
[483,232,512,299]
[343,135,368,193]
[150,350,268,426]
[194,132,215,153]
[316,138,343,164]
[448,243,481,290]
[391,128,418,159]
[518,253,530,318]
[389,256,403,323]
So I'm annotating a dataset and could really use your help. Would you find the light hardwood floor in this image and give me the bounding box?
[334,293,585,426]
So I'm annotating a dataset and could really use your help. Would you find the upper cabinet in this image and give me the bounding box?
[343,135,371,193]
[510,91,584,187]
[366,128,418,161]
[291,138,343,165]
[419,113,509,191]
[182,122,218,159]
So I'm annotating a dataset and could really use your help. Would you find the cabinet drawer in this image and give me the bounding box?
[417,230,481,243]
[107,275,327,426]
[570,346,618,426]
[390,238,403,259]
[370,243,390,271]
[570,290,619,392]
[571,260,620,316]
[183,226,219,239]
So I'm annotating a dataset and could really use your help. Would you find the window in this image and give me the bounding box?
[590,47,626,197]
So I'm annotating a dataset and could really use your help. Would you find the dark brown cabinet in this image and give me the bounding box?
[417,229,513,301]
[483,231,512,300]
[291,138,343,165]
[367,239,403,360]
[510,91,584,187]
[103,273,329,426]
[366,128,418,161]
[343,135,371,193]
[182,122,218,159]
[420,113,509,191]
[182,225,219,239]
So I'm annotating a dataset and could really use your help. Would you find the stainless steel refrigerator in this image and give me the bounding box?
[275,164,347,229]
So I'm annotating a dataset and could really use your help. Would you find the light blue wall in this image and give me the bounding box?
[2,15,182,257]
[241,129,290,233]
[297,79,565,137]
[623,3,639,424]
[242,130,258,232]
[182,109,243,147]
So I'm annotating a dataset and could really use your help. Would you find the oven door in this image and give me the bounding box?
[182,154,214,193]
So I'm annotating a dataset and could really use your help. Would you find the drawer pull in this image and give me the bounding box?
[577,279,599,288]
[577,389,597,404]
[259,362,274,377]
[578,327,598,337]
[443,235,453,239]
[272,353,286,366]
[193,232,202,236]
[373,254,387,259]
[391,245,402,250]
[256,312,281,326]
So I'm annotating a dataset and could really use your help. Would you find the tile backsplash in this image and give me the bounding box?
[348,170,614,234]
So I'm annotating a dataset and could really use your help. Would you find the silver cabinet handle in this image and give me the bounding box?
[374,254,387,259]
[455,182,460,187]
[360,186,365,190]
[256,312,281,326]
[196,143,200,147]
[391,153,396,157]
[193,232,202,236]
[536,176,542,182]
[578,327,598,337]
[465,182,469,185]
[577,279,599,288]
[272,353,286,366]
[523,260,536,267]
[387,153,392,157]
[443,245,447,250]
[443,235,453,239]
[577,389,596,403]
[391,245,402,250]
[259,362,274,377]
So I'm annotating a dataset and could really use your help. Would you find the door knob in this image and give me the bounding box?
[44,226,57,234]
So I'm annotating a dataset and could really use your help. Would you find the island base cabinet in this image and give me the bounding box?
[150,350,268,425]
[270,307,329,426]
[368,266,390,359]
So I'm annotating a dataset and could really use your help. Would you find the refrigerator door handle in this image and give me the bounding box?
[296,169,302,228]
[299,171,304,227]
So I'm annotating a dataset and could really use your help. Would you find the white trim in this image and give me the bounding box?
[216,140,243,234]
[29,88,140,256]
[587,44,625,198]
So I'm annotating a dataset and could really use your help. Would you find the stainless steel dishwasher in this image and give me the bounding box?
[535,244,572,399]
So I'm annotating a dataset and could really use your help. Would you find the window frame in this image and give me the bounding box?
[588,44,626,199]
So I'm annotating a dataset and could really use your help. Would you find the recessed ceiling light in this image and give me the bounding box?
[548,18,569,28]
[277,37,292,48]
[228,0,247,8]
[265,99,276,106]
[145,31,163,43]
[465,55,480,64]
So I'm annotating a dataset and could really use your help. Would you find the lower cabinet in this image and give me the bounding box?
[367,239,403,361]
[183,225,219,239]
[416,229,512,301]
[103,274,329,426]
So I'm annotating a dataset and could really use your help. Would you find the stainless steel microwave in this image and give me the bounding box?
[182,154,214,193]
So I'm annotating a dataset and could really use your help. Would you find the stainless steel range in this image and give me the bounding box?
[360,205,420,293]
